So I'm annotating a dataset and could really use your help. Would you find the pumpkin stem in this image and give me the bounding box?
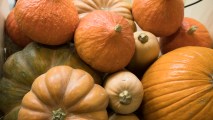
[52,108,66,120]
[138,33,149,44]
[114,24,122,32]
[119,90,132,105]
[187,26,198,34]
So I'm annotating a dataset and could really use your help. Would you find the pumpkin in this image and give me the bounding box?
[104,70,143,114]
[18,66,109,120]
[127,31,160,73]
[132,0,184,37]
[14,0,79,45]
[160,17,213,54]
[74,10,135,73]
[0,42,102,120]
[5,9,32,47]
[73,0,136,31]
[141,46,213,120]
[109,113,139,120]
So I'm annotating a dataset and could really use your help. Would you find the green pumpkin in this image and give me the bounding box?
[0,42,102,120]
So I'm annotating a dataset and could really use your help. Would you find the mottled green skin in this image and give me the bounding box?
[0,42,102,120]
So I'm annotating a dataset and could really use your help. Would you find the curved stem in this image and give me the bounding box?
[184,0,202,8]
[114,24,122,32]
[52,108,66,120]
[119,90,132,105]
[187,26,198,34]
[138,33,149,44]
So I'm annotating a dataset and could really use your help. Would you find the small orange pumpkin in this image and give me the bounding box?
[132,0,184,37]
[74,10,135,73]
[160,17,213,54]
[14,0,79,45]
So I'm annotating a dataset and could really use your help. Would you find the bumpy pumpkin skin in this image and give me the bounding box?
[5,9,32,47]
[14,0,79,45]
[132,0,184,37]
[73,0,136,31]
[141,46,213,120]
[0,42,102,120]
[18,66,109,120]
[74,10,135,73]
[160,17,213,54]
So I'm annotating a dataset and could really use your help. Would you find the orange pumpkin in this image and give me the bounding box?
[160,17,213,54]
[14,0,79,45]
[141,46,213,120]
[74,10,135,73]
[5,9,32,47]
[18,66,109,120]
[132,0,184,37]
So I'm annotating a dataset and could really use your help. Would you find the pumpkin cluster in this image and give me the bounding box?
[1,0,213,120]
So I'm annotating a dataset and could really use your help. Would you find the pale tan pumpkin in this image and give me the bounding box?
[73,0,136,31]
[18,66,109,120]
[109,113,139,120]
[104,70,143,114]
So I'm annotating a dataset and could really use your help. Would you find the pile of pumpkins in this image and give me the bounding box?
[1,0,213,120]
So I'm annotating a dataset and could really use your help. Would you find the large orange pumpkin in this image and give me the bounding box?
[74,10,135,73]
[14,0,79,45]
[160,17,213,54]
[132,0,184,37]
[141,46,213,120]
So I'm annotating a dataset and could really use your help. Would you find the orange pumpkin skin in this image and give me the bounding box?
[14,0,79,45]
[5,9,32,47]
[18,66,109,120]
[160,17,213,54]
[132,0,184,37]
[74,10,135,73]
[141,47,213,120]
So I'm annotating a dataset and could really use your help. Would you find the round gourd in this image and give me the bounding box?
[0,42,102,120]
[104,70,143,114]
[5,9,32,47]
[14,0,79,45]
[109,113,139,120]
[160,17,213,54]
[73,0,136,31]
[127,31,160,72]
[132,0,184,37]
[74,10,135,73]
[18,66,109,120]
[141,46,213,120]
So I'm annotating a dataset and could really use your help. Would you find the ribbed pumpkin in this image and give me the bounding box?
[5,9,32,47]
[0,42,102,120]
[14,0,79,45]
[74,10,135,73]
[160,17,213,54]
[109,113,139,120]
[73,0,136,31]
[141,46,213,120]
[18,66,109,120]
[132,0,184,37]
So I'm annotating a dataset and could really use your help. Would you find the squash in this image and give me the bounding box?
[74,10,135,73]
[5,9,32,47]
[109,113,139,120]
[132,0,184,37]
[73,0,136,31]
[0,42,102,120]
[127,31,160,73]
[104,70,143,114]
[160,17,213,54]
[141,46,213,120]
[14,0,79,45]
[18,66,109,120]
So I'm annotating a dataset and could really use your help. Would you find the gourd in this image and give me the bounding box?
[73,0,136,31]
[141,46,213,120]
[160,17,213,54]
[74,10,135,73]
[109,113,139,120]
[104,70,143,114]
[18,66,109,120]
[14,0,79,45]
[0,42,102,120]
